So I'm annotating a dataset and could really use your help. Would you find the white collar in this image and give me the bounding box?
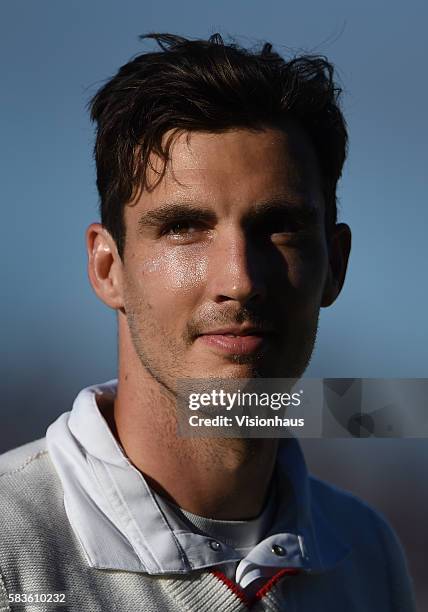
[46,379,349,584]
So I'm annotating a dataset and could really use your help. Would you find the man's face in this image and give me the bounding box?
[120,124,331,387]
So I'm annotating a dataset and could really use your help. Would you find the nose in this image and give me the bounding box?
[208,228,268,306]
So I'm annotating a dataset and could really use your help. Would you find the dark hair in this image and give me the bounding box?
[89,33,348,259]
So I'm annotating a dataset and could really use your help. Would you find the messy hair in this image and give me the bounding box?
[89,33,348,258]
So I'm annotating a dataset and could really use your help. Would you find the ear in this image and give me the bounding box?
[321,223,352,307]
[86,223,124,309]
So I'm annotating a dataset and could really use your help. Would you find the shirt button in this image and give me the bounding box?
[271,544,287,556]
[209,540,221,551]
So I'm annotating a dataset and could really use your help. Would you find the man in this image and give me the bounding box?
[0,33,415,611]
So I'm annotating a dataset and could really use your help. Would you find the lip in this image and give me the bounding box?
[200,325,272,336]
[197,327,273,355]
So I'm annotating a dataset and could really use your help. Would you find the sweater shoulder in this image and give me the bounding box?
[0,438,48,478]
[0,438,59,506]
[308,475,416,609]
[308,474,380,516]
[308,474,393,536]
[0,438,66,545]
[308,474,408,559]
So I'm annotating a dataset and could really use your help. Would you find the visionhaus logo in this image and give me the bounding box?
[189,412,305,429]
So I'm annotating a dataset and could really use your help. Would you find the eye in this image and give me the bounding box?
[164,221,197,235]
[160,218,209,243]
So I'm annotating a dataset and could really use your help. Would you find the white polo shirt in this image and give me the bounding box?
[46,380,347,595]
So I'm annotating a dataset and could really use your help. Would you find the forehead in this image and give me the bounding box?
[128,124,323,216]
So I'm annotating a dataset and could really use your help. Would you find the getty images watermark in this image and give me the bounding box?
[188,387,304,429]
[175,378,428,438]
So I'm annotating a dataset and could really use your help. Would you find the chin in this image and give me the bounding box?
[192,359,276,381]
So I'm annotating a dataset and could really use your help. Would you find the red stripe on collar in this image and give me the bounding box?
[254,567,300,601]
[211,567,301,609]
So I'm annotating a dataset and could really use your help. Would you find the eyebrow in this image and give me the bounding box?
[137,203,217,233]
[246,199,321,226]
[137,198,321,233]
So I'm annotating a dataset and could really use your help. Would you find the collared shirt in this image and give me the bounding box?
[152,475,278,595]
[46,380,349,592]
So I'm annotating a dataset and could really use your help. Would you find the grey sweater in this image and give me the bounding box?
[0,438,416,611]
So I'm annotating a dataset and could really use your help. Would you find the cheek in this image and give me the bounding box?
[132,246,209,298]
[284,241,329,304]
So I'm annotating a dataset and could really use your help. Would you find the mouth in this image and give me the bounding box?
[197,326,274,356]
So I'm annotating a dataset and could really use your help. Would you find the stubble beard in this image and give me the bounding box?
[125,297,320,397]
[124,299,320,465]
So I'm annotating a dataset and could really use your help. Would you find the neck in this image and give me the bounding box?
[105,326,279,520]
